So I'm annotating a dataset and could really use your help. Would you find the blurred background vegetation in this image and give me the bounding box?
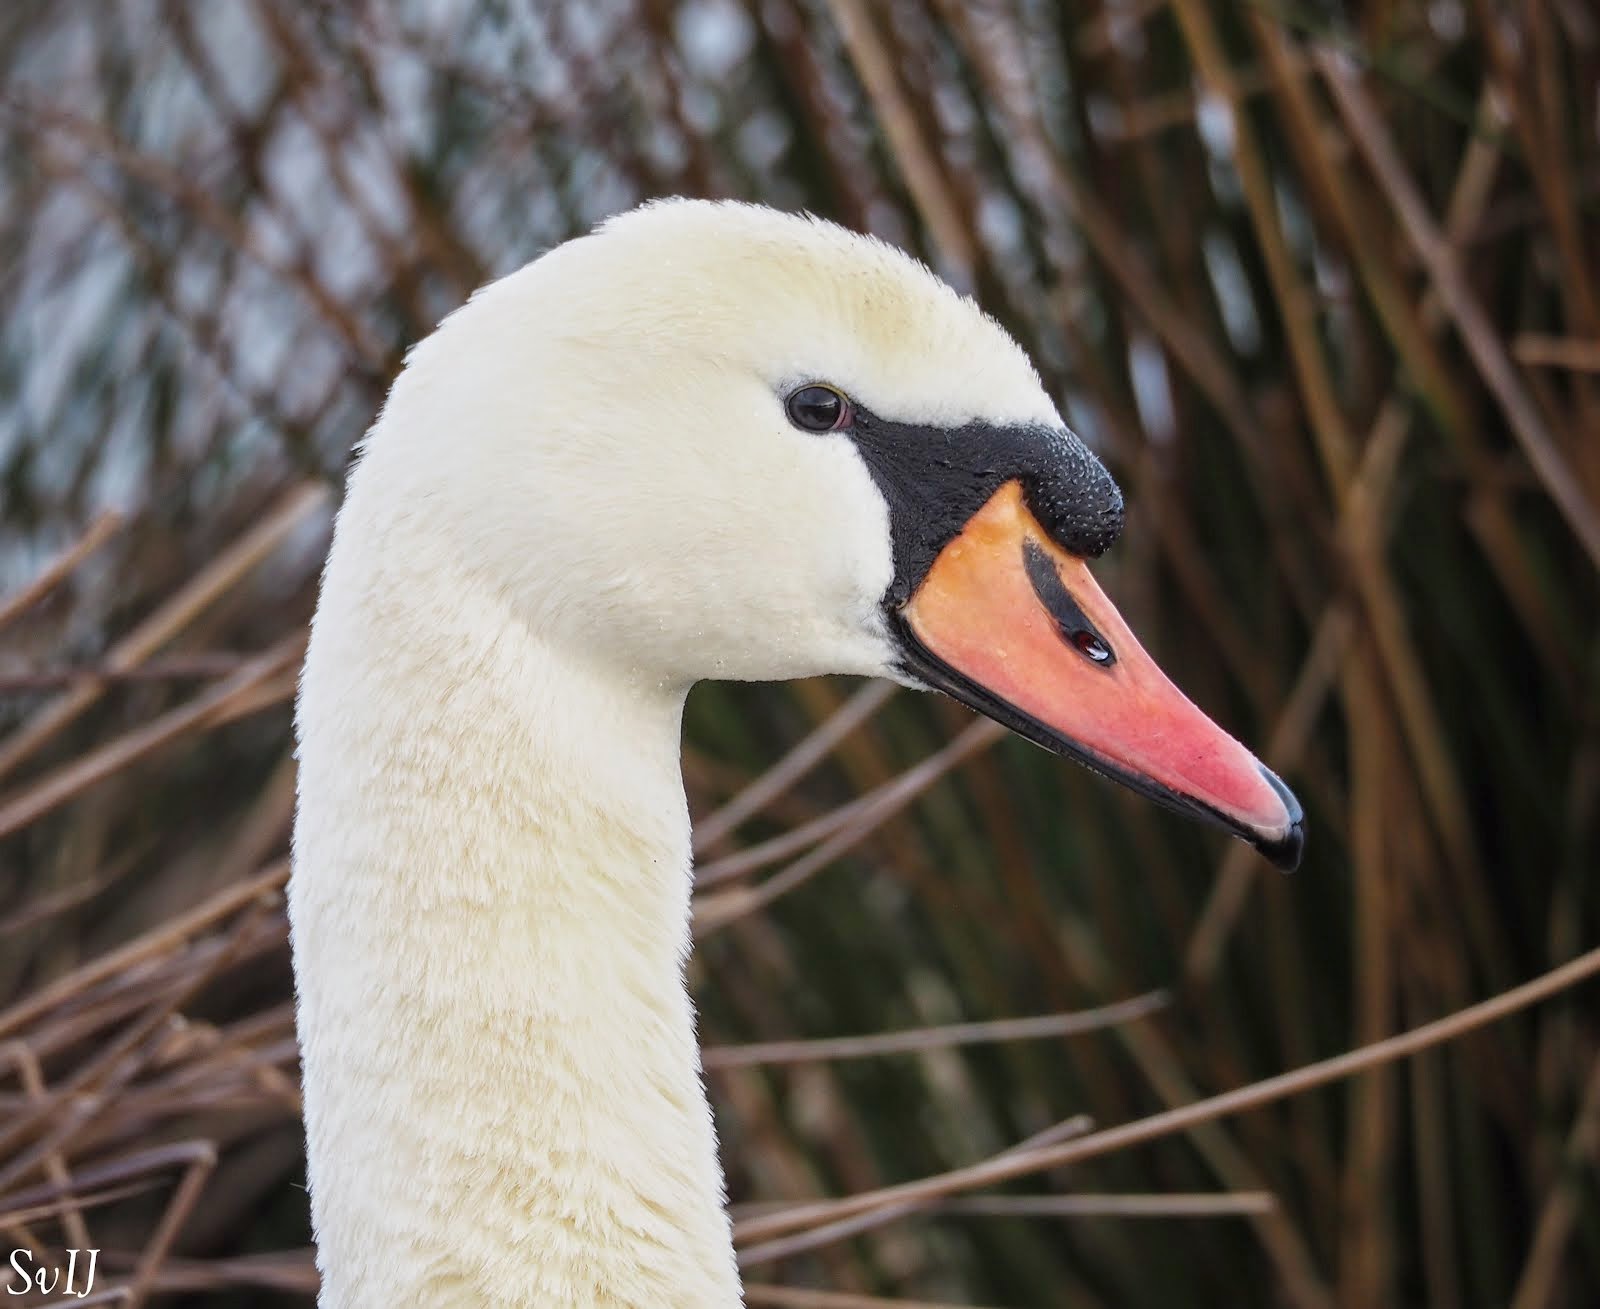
[2,1,1599,1305]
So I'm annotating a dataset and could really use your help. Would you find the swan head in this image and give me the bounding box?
[368,198,1302,869]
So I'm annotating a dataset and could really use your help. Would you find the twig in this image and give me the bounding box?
[693,680,895,854]
[1508,1052,1600,1309]
[0,511,122,633]
[0,637,303,843]
[826,0,976,287]
[0,653,260,693]
[936,1191,1276,1218]
[735,945,1600,1245]
[0,482,326,780]
[1,1043,91,1250]
[695,717,1005,891]
[739,1115,1096,1269]
[704,990,1168,1068]
[0,861,288,1042]
[745,1287,1001,1309]
[123,1141,216,1309]
[1513,335,1600,373]
[1318,50,1600,572]
[693,719,1005,932]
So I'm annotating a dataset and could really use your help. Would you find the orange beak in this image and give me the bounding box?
[896,482,1303,869]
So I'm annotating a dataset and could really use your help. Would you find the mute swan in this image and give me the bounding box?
[290,198,1302,1307]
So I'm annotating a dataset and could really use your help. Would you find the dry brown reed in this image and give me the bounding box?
[2,2,1598,1305]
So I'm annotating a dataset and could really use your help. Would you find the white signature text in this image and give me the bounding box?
[6,1249,99,1299]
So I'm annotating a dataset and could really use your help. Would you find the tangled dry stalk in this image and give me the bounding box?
[3,2,1598,1305]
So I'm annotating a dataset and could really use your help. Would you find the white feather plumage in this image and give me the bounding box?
[290,199,1064,1306]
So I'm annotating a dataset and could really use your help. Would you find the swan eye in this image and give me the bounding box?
[785,384,852,432]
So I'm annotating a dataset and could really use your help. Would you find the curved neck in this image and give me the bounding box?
[290,527,741,1307]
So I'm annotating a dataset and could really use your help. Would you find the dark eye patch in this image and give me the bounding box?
[840,402,1124,606]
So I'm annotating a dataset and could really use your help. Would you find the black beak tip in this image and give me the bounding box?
[1252,764,1305,873]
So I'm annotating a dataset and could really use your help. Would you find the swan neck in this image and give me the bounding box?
[290,544,740,1307]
